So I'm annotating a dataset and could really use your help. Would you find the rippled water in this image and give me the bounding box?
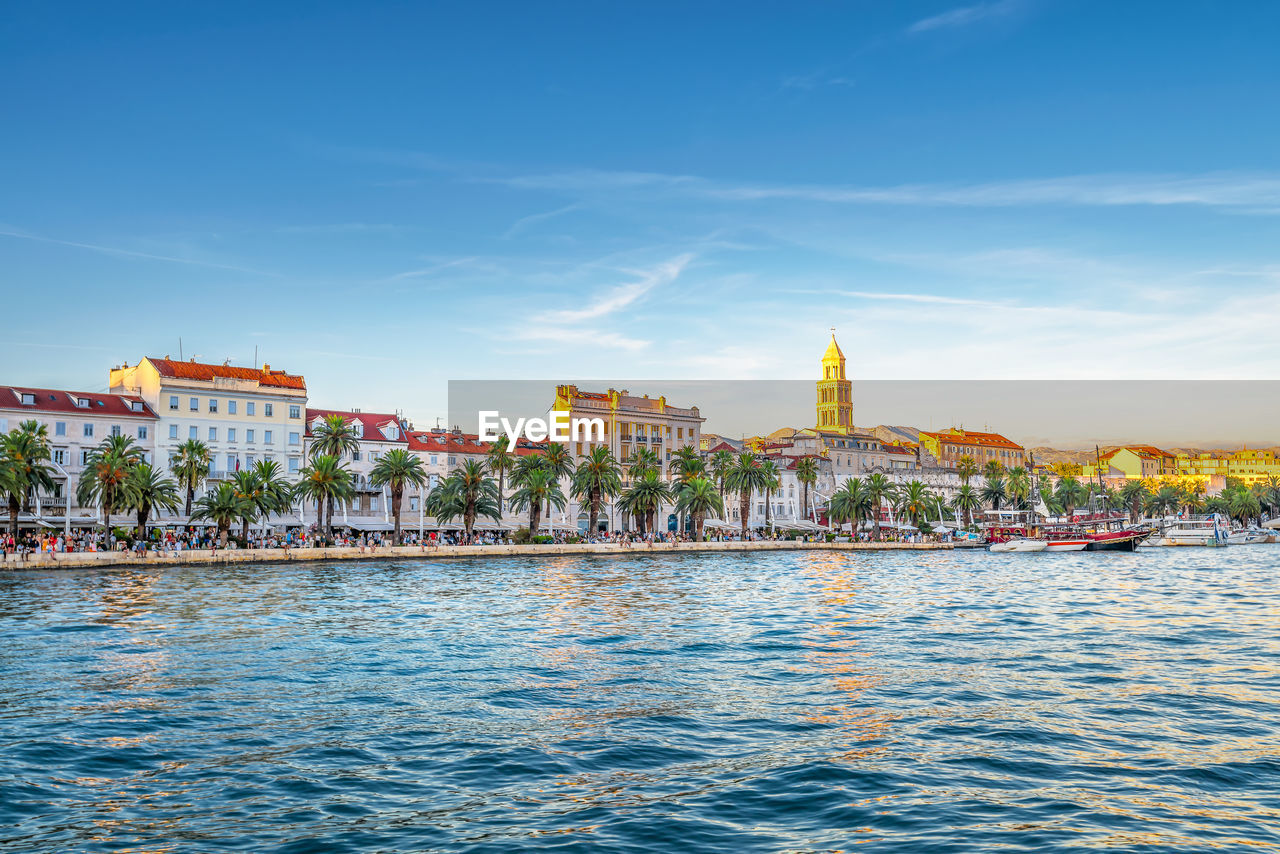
[3,548,1280,852]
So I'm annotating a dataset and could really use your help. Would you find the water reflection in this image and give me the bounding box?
[2,548,1280,852]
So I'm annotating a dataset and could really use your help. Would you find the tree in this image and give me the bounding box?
[1005,466,1031,509]
[675,476,723,541]
[485,435,514,516]
[510,468,566,536]
[956,455,979,487]
[77,434,144,540]
[250,459,294,523]
[1150,484,1181,518]
[295,454,353,543]
[828,477,871,536]
[982,459,1005,482]
[570,447,623,536]
[759,459,781,529]
[1054,477,1088,518]
[370,448,428,544]
[627,447,661,480]
[951,484,982,529]
[0,422,56,537]
[1118,480,1149,523]
[308,415,361,533]
[170,439,211,517]
[1227,486,1261,525]
[795,457,818,522]
[192,481,252,547]
[231,469,264,544]
[123,463,180,543]
[895,480,932,528]
[540,444,576,518]
[619,471,673,535]
[980,475,1008,512]
[724,452,771,536]
[864,473,895,541]
[430,460,500,537]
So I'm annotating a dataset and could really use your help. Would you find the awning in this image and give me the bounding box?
[343,519,394,532]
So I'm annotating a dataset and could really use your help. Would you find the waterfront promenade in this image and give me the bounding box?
[1,539,950,570]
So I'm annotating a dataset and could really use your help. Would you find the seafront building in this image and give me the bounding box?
[302,408,409,531]
[109,357,308,482]
[0,386,159,526]
[918,427,1027,471]
[551,385,704,466]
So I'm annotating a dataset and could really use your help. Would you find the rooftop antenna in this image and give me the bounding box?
[254,345,258,369]
[178,338,183,360]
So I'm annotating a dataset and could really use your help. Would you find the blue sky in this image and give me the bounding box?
[4,1,1280,424]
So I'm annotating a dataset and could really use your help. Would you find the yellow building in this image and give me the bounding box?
[1080,446,1174,480]
[816,331,853,433]
[551,385,703,465]
[1227,449,1280,484]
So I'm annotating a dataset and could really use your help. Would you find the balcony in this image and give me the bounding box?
[651,436,663,444]
[636,434,648,443]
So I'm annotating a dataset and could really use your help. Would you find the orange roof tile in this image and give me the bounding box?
[148,357,306,390]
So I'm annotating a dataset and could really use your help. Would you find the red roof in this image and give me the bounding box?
[705,441,738,454]
[306,409,406,444]
[406,430,542,457]
[1101,445,1172,462]
[1,386,158,419]
[921,428,1023,451]
[146,357,306,390]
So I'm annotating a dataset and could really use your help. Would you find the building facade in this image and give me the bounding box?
[919,427,1026,471]
[0,385,158,522]
[816,332,853,432]
[109,357,308,485]
[303,408,409,528]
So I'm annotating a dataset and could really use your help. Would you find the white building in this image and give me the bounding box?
[109,357,308,486]
[0,385,158,526]
[303,408,408,531]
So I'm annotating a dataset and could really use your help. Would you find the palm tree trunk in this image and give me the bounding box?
[326,494,335,543]
[589,488,600,535]
[185,485,194,517]
[873,501,882,541]
[138,509,148,545]
[241,517,250,545]
[530,502,541,536]
[392,485,403,545]
[740,491,750,535]
[9,496,20,538]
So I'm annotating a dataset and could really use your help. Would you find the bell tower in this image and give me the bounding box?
[816,329,853,432]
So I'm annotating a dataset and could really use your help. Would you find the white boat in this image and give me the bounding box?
[989,538,1048,553]
[1044,538,1090,552]
[1227,528,1274,545]
[1148,514,1231,547]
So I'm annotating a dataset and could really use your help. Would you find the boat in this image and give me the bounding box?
[1147,514,1231,547]
[989,537,1048,553]
[1040,513,1153,552]
[1227,527,1274,545]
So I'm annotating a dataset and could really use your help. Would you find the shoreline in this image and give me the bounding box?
[1,539,951,571]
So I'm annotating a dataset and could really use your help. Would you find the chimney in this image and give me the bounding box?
[263,364,270,371]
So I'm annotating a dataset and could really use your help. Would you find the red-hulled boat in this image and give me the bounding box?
[1044,512,1153,552]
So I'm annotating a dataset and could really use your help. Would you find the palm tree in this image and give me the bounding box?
[759,459,781,529]
[668,446,703,480]
[675,476,723,541]
[627,447,661,480]
[828,477,871,536]
[1006,466,1031,509]
[956,455,979,487]
[123,463,180,544]
[1119,480,1149,523]
[1150,484,1181,518]
[982,459,1005,482]
[192,481,252,547]
[570,446,623,535]
[895,480,932,528]
[510,468,566,536]
[0,423,56,537]
[1227,487,1261,525]
[724,452,771,536]
[308,415,361,532]
[485,435,514,515]
[431,460,500,537]
[370,448,428,544]
[77,434,144,539]
[250,459,293,524]
[231,469,264,544]
[170,438,211,517]
[795,456,818,523]
[980,475,1008,512]
[951,484,982,529]
[295,454,353,543]
[710,449,735,508]
[540,444,575,519]
[1054,477,1088,518]
[864,473,895,541]
[619,471,673,535]
[1260,476,1280,516]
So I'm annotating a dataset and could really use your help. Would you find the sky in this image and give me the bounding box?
[3,1,1280,432]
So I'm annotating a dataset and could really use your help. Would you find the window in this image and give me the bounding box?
[371,496,380,512]
[430,455,438,465]
[369,451,379,463]
[75,397,89,409]
[246,454,255,466]
[169,395,179,411]
[288,432,300,446]
[246,429,255,443]
[352,451,361,462]
[52,448,67,465]
[189,426,198,439]
[228,400,237,415]
[288,457,299,473]
[264,430,273,444]
[227,454,237,470]
[80,450,91,465]
[228,428,237,442]
[54,422,66,436]
[83,423,94,438]
[169,424,178,440]
[189,397,199,411]
[246,401,256,416]
[138,426,148,440]
[20,392,35,405]
[208,427,217,441]
[264,403,274,417]
[409,496,419,512]
[209,399,218,413]
[289,405,301,419]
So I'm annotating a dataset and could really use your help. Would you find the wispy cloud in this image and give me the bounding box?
[502,203,582,238]
[382,257,480,282]
[797,288,1005,307]
[781,72,856,91]
[0,228,277,275]
[533,254,693,324]
[908,0,1021,34]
